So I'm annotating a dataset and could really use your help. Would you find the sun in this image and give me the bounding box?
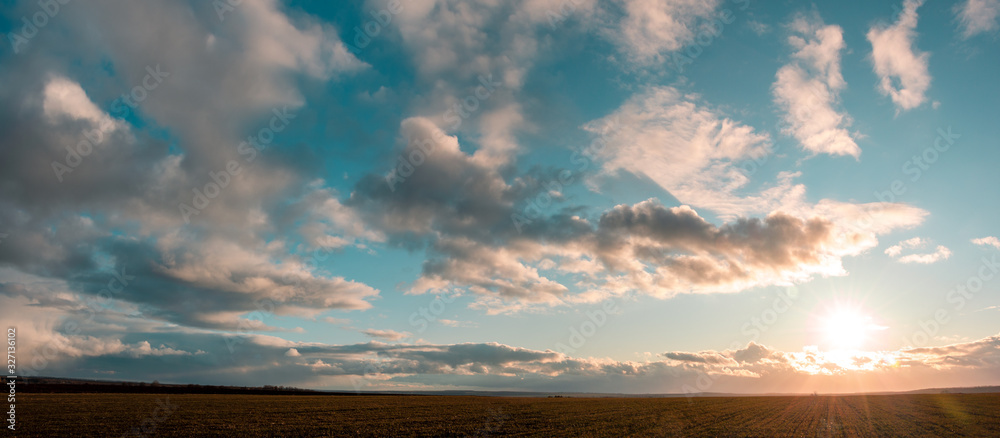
[821,309,878,351]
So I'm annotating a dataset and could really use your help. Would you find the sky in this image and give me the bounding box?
[0,0,998,395]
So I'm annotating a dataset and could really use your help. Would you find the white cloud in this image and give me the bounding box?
[885,236,925,257]
[867,0,931,111]
[583,86,776,217]
[956,0,1000,38]
[885,237,951,264]
[150,234,380,324]
[897,246,951,264]
[611,0,721,64]
[42,77,123,134]
[773,14,859,158]
[972,236,1000,249]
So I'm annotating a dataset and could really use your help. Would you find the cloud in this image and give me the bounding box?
[895,247,951,264]
[582,86,776,217]
[323,317,352,325]
[439,319,478,328]
[955,0,1000,38]
[773,14,859,158]
[0,0,379,332]
[21,320,1000,394]
[747,20,771,35]
[885,237,951,264]
[343,92,928,313]
[4,257,993,393]
[588,200,864,296]
[408,197,924,312]
[582,86,925,223]
[383,0,596,168]
[867,0,931,111]
[610,0,722,65]
[885,236,925,257]
[360,329,413,342]
[972,236,1000,249]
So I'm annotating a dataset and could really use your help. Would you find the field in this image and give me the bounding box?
[16,393,1000,437]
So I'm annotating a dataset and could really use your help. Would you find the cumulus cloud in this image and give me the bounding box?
[885,237,951,264]
[407,196,924,312]
[588,200,867,296]
[383,0,598,168]
[867,0,931,111]
[773,14,860,158]
[956,0,1000,38]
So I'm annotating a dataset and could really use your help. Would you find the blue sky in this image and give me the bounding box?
[1,0,999,394]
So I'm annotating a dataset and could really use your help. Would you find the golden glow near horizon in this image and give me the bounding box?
[785,303,901,375]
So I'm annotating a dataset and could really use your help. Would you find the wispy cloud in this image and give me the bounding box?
[955,0,1000,38]
[439,319,478,328]
[360,329,413,342]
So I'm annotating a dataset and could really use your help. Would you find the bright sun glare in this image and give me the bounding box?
[822,309,877,351]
